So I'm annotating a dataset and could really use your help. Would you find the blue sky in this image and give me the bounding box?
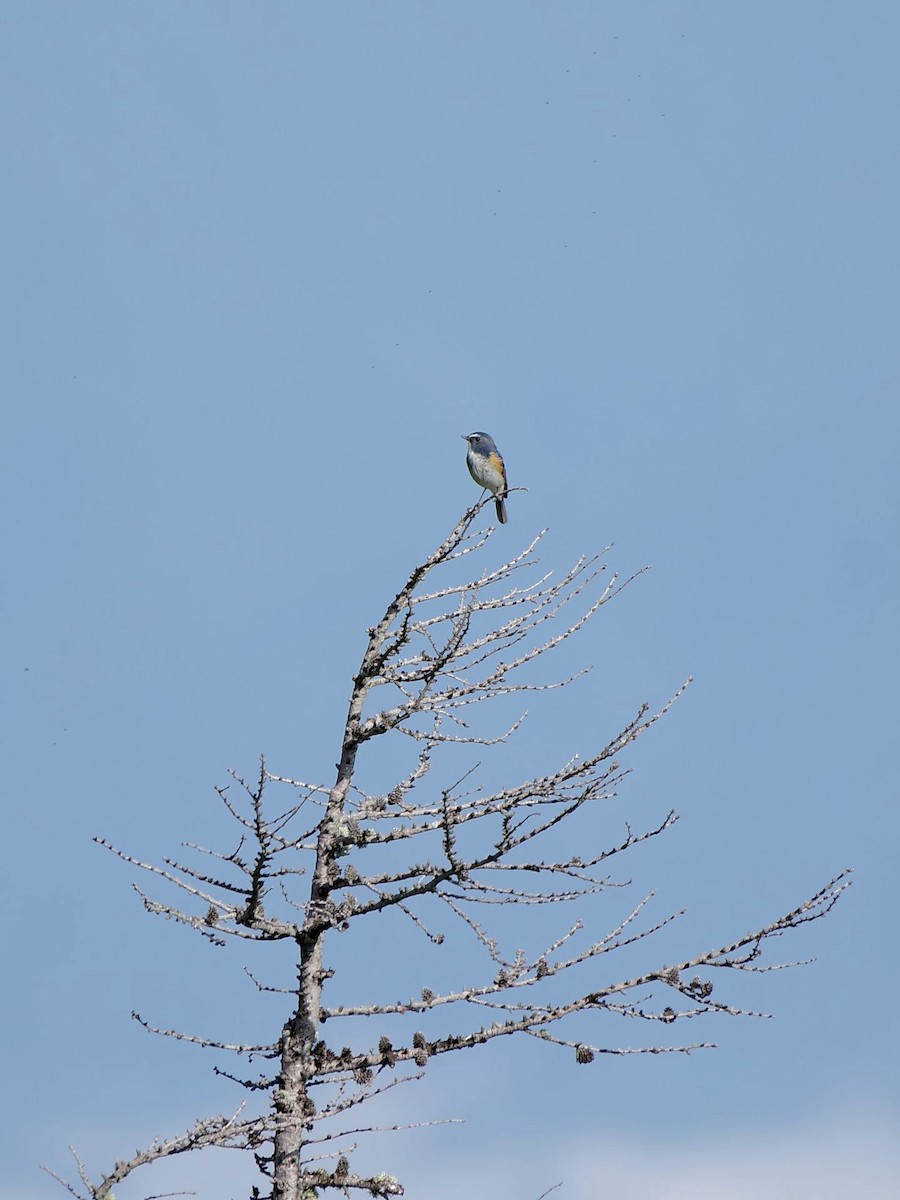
[2,3,898,1198]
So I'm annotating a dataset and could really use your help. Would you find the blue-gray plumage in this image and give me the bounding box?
[462,431,508,524]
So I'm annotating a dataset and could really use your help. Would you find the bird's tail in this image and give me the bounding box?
[494,494,508,524]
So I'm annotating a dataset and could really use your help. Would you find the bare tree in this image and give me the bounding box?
[47,501,850,1200]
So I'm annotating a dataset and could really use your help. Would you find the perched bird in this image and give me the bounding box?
[463,431,508,524]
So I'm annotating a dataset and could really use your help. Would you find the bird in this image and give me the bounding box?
[462,431,508,524]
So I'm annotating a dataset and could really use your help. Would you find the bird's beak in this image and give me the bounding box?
[460,434,468,441]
